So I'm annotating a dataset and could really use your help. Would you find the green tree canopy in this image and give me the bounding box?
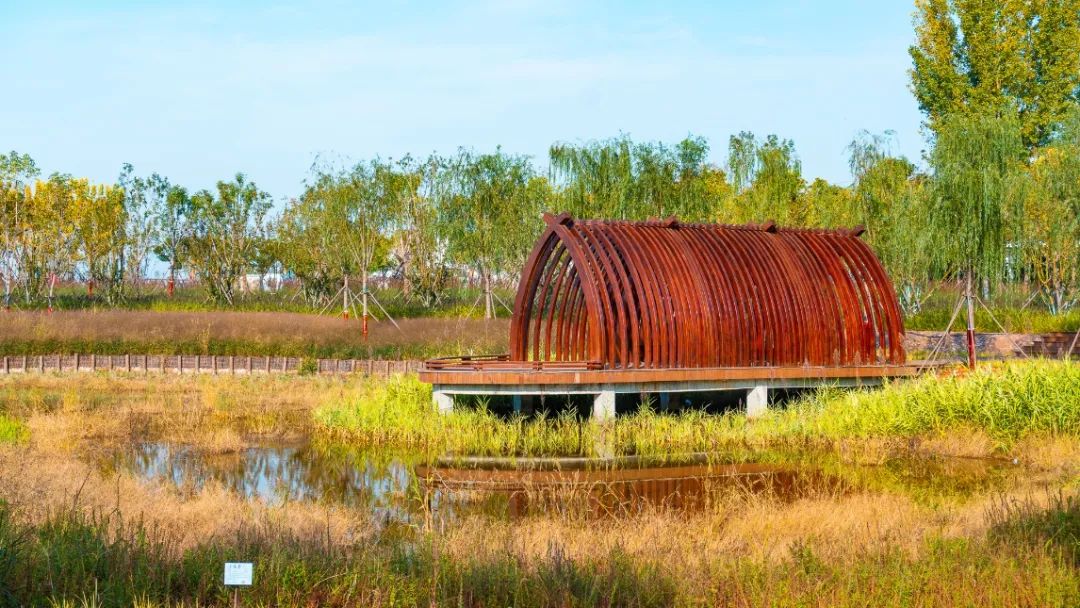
[437,148,547,318]
[549,135,717,221]
[186,174,271,305]
[929,112,1027,284]
[910,0,1080,149]
[727,133,805,224]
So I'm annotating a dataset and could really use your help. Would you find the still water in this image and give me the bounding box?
[91,438,1015,521]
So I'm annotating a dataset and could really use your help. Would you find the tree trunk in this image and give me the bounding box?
[343,275,350,319]
[362,272,369,340]
[483,269,494,319]
[47,273,56,313]
[965,273,977,369]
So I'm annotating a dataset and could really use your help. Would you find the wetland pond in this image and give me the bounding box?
[88,436,1019,523]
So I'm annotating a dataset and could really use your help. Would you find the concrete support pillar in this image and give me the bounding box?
[433,390,454,414]
[512,395,523,415]
[593,390,616,421]
[746,385,768,418]
[658,392,671,412]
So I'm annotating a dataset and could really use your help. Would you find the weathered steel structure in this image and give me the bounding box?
[421,213,913,419]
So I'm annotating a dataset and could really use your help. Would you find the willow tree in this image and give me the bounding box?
[549,135,715,221]
[1023,149,1080,313]
[848,131,937,314]
[799,178,855,229]
[930,112,1026,365]
[910,0,1080,150]
[1020,111,1080,313]
[727,133,805,225]
[438,149,545,319]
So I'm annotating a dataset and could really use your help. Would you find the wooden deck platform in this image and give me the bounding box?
[420,360,918,420]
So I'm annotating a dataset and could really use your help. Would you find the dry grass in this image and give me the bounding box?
[1,373,1078,606]
[0,447,371,555]
[435,479,1079,597]
[0,309,509,357]
[1,374,339,454]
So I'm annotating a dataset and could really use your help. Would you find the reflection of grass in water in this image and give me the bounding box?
[315,360,1080,458]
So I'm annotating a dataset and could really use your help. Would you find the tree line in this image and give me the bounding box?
[2,0,1079,318]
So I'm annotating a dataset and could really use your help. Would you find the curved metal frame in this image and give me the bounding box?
[510,214,905,369]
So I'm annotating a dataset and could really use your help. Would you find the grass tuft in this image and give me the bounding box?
[0,414,28,444]
[315,361,1080,457]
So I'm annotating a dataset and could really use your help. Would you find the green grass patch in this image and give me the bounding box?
[0,414,28,444]
[906,305,1080,333]
[315,361,1080,456]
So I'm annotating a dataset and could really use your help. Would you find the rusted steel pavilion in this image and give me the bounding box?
[420,213,915,419]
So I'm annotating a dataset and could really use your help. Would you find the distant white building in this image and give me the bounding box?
[241,273,285,293]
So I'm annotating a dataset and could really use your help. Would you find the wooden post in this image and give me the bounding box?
[283,357,288,373]
[160,355,165,374]
[74,353,80,372]
[144,355,148,375]
[195,355,201,374]
[178,356,183,374]
[39,355,45,373]
[22,355,28,373]
[125,354,130,372]
[247,357,253,374]
[90,354,96,371]
[3,356,8,374]
[265,356,271,374]
[213,356,218,375]
[230,355,235,375]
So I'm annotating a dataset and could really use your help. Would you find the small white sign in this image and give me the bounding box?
[224,562,253,586]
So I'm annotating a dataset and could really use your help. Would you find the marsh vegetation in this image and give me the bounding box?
[0,363,1077,606]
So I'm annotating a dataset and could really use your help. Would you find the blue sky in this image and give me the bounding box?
[1,0,925,201]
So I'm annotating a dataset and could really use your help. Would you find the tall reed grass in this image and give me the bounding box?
[315,361,1080,457]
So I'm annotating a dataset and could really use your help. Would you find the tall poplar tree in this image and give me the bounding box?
[910,0,1080,149]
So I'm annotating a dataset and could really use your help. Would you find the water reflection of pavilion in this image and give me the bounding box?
[416,461,845,517]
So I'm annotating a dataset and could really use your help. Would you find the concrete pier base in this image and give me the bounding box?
[746,385,768,418]
[433,391,454,414]
[593,390,616,421]
[427,372,896,421]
